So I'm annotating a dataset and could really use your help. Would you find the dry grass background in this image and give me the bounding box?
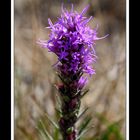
[15,0,126,139]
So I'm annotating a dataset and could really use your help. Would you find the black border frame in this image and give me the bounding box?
[0,0,11,139]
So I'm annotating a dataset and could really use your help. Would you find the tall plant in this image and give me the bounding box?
[38,5,107,140]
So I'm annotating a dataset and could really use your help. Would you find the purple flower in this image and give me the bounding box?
[78,77,88,89]
[38,5,108,139]
[38,5,107,77]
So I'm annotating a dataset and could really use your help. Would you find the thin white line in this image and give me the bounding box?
[11,0,14,139]
[126,0,129,140]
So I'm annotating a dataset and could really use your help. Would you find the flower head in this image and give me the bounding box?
[38,5,106,77]
[38,5,108,139]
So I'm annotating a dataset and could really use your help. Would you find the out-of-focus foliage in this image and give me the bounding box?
[15,0,126,140]
[37,112,124,140]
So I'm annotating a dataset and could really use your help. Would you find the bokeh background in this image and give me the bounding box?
[15,0,126,139]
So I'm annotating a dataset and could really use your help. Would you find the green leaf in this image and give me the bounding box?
[55,94,62,118]
[78,116,92,136]
[62,95,70,102]
[66,127,74,134]
[54,127,60,140]
[101,122,124,140]
[37,128,47,140]
[76,126,94,140]
[58,74,68,86]
[77,108,89,121]
[45,113,59,130]
[37,120,54,140]
[55,108,62,117]
[80,89,89,99]
[72,90,81,98]
[55,94,61,106]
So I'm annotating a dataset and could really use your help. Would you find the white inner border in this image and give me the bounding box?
[11,0,129,139]
[126,0,129,140]
[11,0,14,139]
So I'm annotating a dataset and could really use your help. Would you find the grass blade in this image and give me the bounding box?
[38,120,54,140]
[77,108,89,121]
[80,89,89,99]
[45,113,59,129]
[78,116,92,136]
[77,126,94,140]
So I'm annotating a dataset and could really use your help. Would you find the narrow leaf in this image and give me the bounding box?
[36,126,47,140]
[77,126,94,140]
[38,120,54,140]
[77,108,89,121]
[58,74,68,86]
[54,127,60,140]
[55,108,62,116]
[45,114,59,129]
[80,89,89,99]
[78,116,92,136]
[55,94,61,106]
[72,90,81,98]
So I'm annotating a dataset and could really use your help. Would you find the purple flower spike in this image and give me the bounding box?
[38,5,107,140]
[38,5,105,77]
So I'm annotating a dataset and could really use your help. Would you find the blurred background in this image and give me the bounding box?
[15,0,126,139]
